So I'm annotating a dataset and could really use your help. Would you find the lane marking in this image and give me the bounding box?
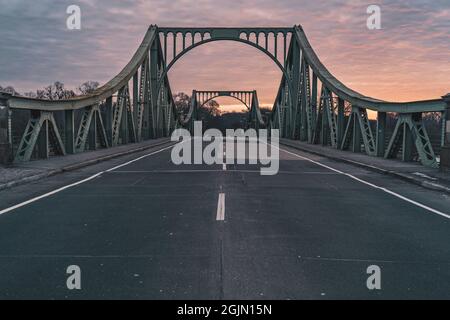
[0,144,175,216]
[108,170,339,175]
[216,193,226,221]
[223,147,227,171]
[276,145,450,220]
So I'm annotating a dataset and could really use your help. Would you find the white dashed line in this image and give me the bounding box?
[216,193,226,221]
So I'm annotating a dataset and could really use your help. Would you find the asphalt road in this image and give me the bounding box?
[0,140,449,300]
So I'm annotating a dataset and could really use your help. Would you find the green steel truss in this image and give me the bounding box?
[15,111,66,162]
[384,114,438,168]
[183,90,265,132]
[2,25,447,168]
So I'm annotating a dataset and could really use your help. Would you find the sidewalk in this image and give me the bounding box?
[280,138,450,194]
[0,138,171,191]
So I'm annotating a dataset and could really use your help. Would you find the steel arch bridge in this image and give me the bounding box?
[0,25,449,168]
[183,90,266,131]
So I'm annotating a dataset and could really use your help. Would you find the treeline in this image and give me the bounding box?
[0,81,99,100]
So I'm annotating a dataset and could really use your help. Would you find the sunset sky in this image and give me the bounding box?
[0,0,449,112]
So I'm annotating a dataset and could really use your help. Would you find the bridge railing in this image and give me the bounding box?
[270,25,449,169]
[0,25,179,164]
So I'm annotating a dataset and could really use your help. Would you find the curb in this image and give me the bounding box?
[0,139,173,192]
[280,139,450,195]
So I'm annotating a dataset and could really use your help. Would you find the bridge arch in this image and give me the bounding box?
[156,28,294,110]
[162,37,286,76]
[194,91,256,110]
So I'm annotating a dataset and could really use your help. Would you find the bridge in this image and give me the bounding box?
[0,25,449,299]
[185,90,266,131]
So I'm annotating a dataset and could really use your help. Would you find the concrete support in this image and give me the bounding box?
[440,93,450,171]
[65,110,75,154]
[0,94,11,164]
[376,112,386,157]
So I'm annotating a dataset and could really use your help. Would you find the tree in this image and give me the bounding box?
[0,85,20,96]
[173,92,221,124]
[173,92,191,114]
[78,81,100,95]
[36,81,76,100]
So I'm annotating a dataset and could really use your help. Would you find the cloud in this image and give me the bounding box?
[0,0,448,106]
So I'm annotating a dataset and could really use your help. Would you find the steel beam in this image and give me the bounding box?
[121,95,129,145]
[65,110,75,154]
[441,93,450,171]
[352,115,361,153]
[88,109,97,150]
[402,118,414,162]
[133,71,139,138]
[376,112,386,157]
[104,97,113,146]
[0,94,11,164]
[38,115,49,159]
[337,98,345,147]
[150,40,159,139]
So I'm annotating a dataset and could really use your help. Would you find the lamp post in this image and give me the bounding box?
[441,93,450,172]
[0,92,12,165]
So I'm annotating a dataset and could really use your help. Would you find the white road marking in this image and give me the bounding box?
[277,145,450,220]
[223,148,227,171]
[0,144,175,216]
[216,193,226,221]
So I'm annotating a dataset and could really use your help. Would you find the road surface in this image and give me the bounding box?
[0,140,449,299]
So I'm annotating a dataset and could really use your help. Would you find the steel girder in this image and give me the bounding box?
[384,114,438,168]
[157,28,293,74]
[248,91,265,130]
[273,26,443,168]
[184,90,265,131]
[194,91,255,110]
[74,104,109,153]
[3,25,447,169]
[339,106,376,156]
[15,111,66,162]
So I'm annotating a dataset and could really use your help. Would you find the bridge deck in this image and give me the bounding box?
[0,141,449,299]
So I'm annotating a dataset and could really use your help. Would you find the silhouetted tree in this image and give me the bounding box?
[36,81,76,100]
[78,81,100,95]
[0,85,20,96]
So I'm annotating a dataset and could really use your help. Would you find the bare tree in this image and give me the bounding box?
[0,85,20,96]
[36,81,76,100]
[78,81,100,95]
